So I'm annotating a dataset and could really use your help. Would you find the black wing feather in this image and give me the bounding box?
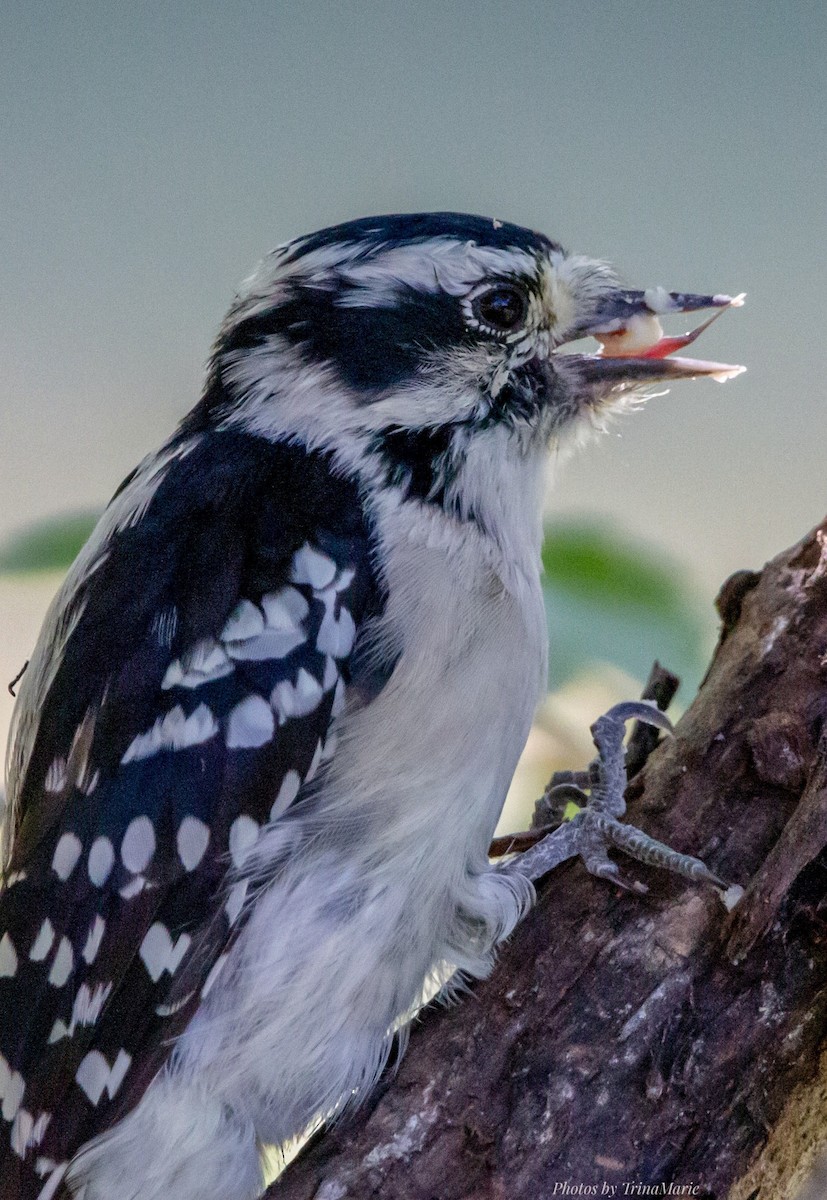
[0,430,383,1197]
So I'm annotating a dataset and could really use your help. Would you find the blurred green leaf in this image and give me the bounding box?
[0,511,99,574]
[542,523,686,615]
[542,519,711,694]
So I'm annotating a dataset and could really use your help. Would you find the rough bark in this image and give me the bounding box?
[269,519,827,1200]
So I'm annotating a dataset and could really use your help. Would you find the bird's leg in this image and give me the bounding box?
[498,700,725,892]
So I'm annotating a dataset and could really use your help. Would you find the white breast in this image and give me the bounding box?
[333,486,547,854]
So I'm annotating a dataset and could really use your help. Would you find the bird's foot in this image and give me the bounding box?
[499,701,725,893]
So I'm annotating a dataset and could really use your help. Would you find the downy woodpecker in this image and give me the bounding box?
[0,212,743,1199]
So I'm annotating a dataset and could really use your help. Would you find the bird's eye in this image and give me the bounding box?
[473,285,529,334]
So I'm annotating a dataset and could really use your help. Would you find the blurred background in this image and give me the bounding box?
[1,0,825,828]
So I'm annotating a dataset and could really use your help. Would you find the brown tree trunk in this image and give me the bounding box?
[269,519,827,1200]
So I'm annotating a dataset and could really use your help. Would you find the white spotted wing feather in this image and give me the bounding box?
[0,491,375,1200]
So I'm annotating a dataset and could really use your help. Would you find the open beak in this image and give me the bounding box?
[557,288,746,393]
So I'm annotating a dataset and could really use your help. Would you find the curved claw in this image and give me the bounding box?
[584,856,648,894]
[586,856,623,884]
[545,782,590,806]
[593,699,674,737]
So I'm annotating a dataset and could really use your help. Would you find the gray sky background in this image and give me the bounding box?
[1,0,825,594]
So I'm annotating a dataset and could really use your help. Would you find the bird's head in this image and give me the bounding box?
[205,212,743,503]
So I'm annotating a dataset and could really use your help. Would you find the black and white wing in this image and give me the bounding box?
[0,428,382,1198]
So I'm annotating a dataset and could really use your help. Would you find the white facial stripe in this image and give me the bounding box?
[220,339,382,483]
[224,334,487,467]
[329,240,540,308]
[229,236,544,324]
[229,238,370,319]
